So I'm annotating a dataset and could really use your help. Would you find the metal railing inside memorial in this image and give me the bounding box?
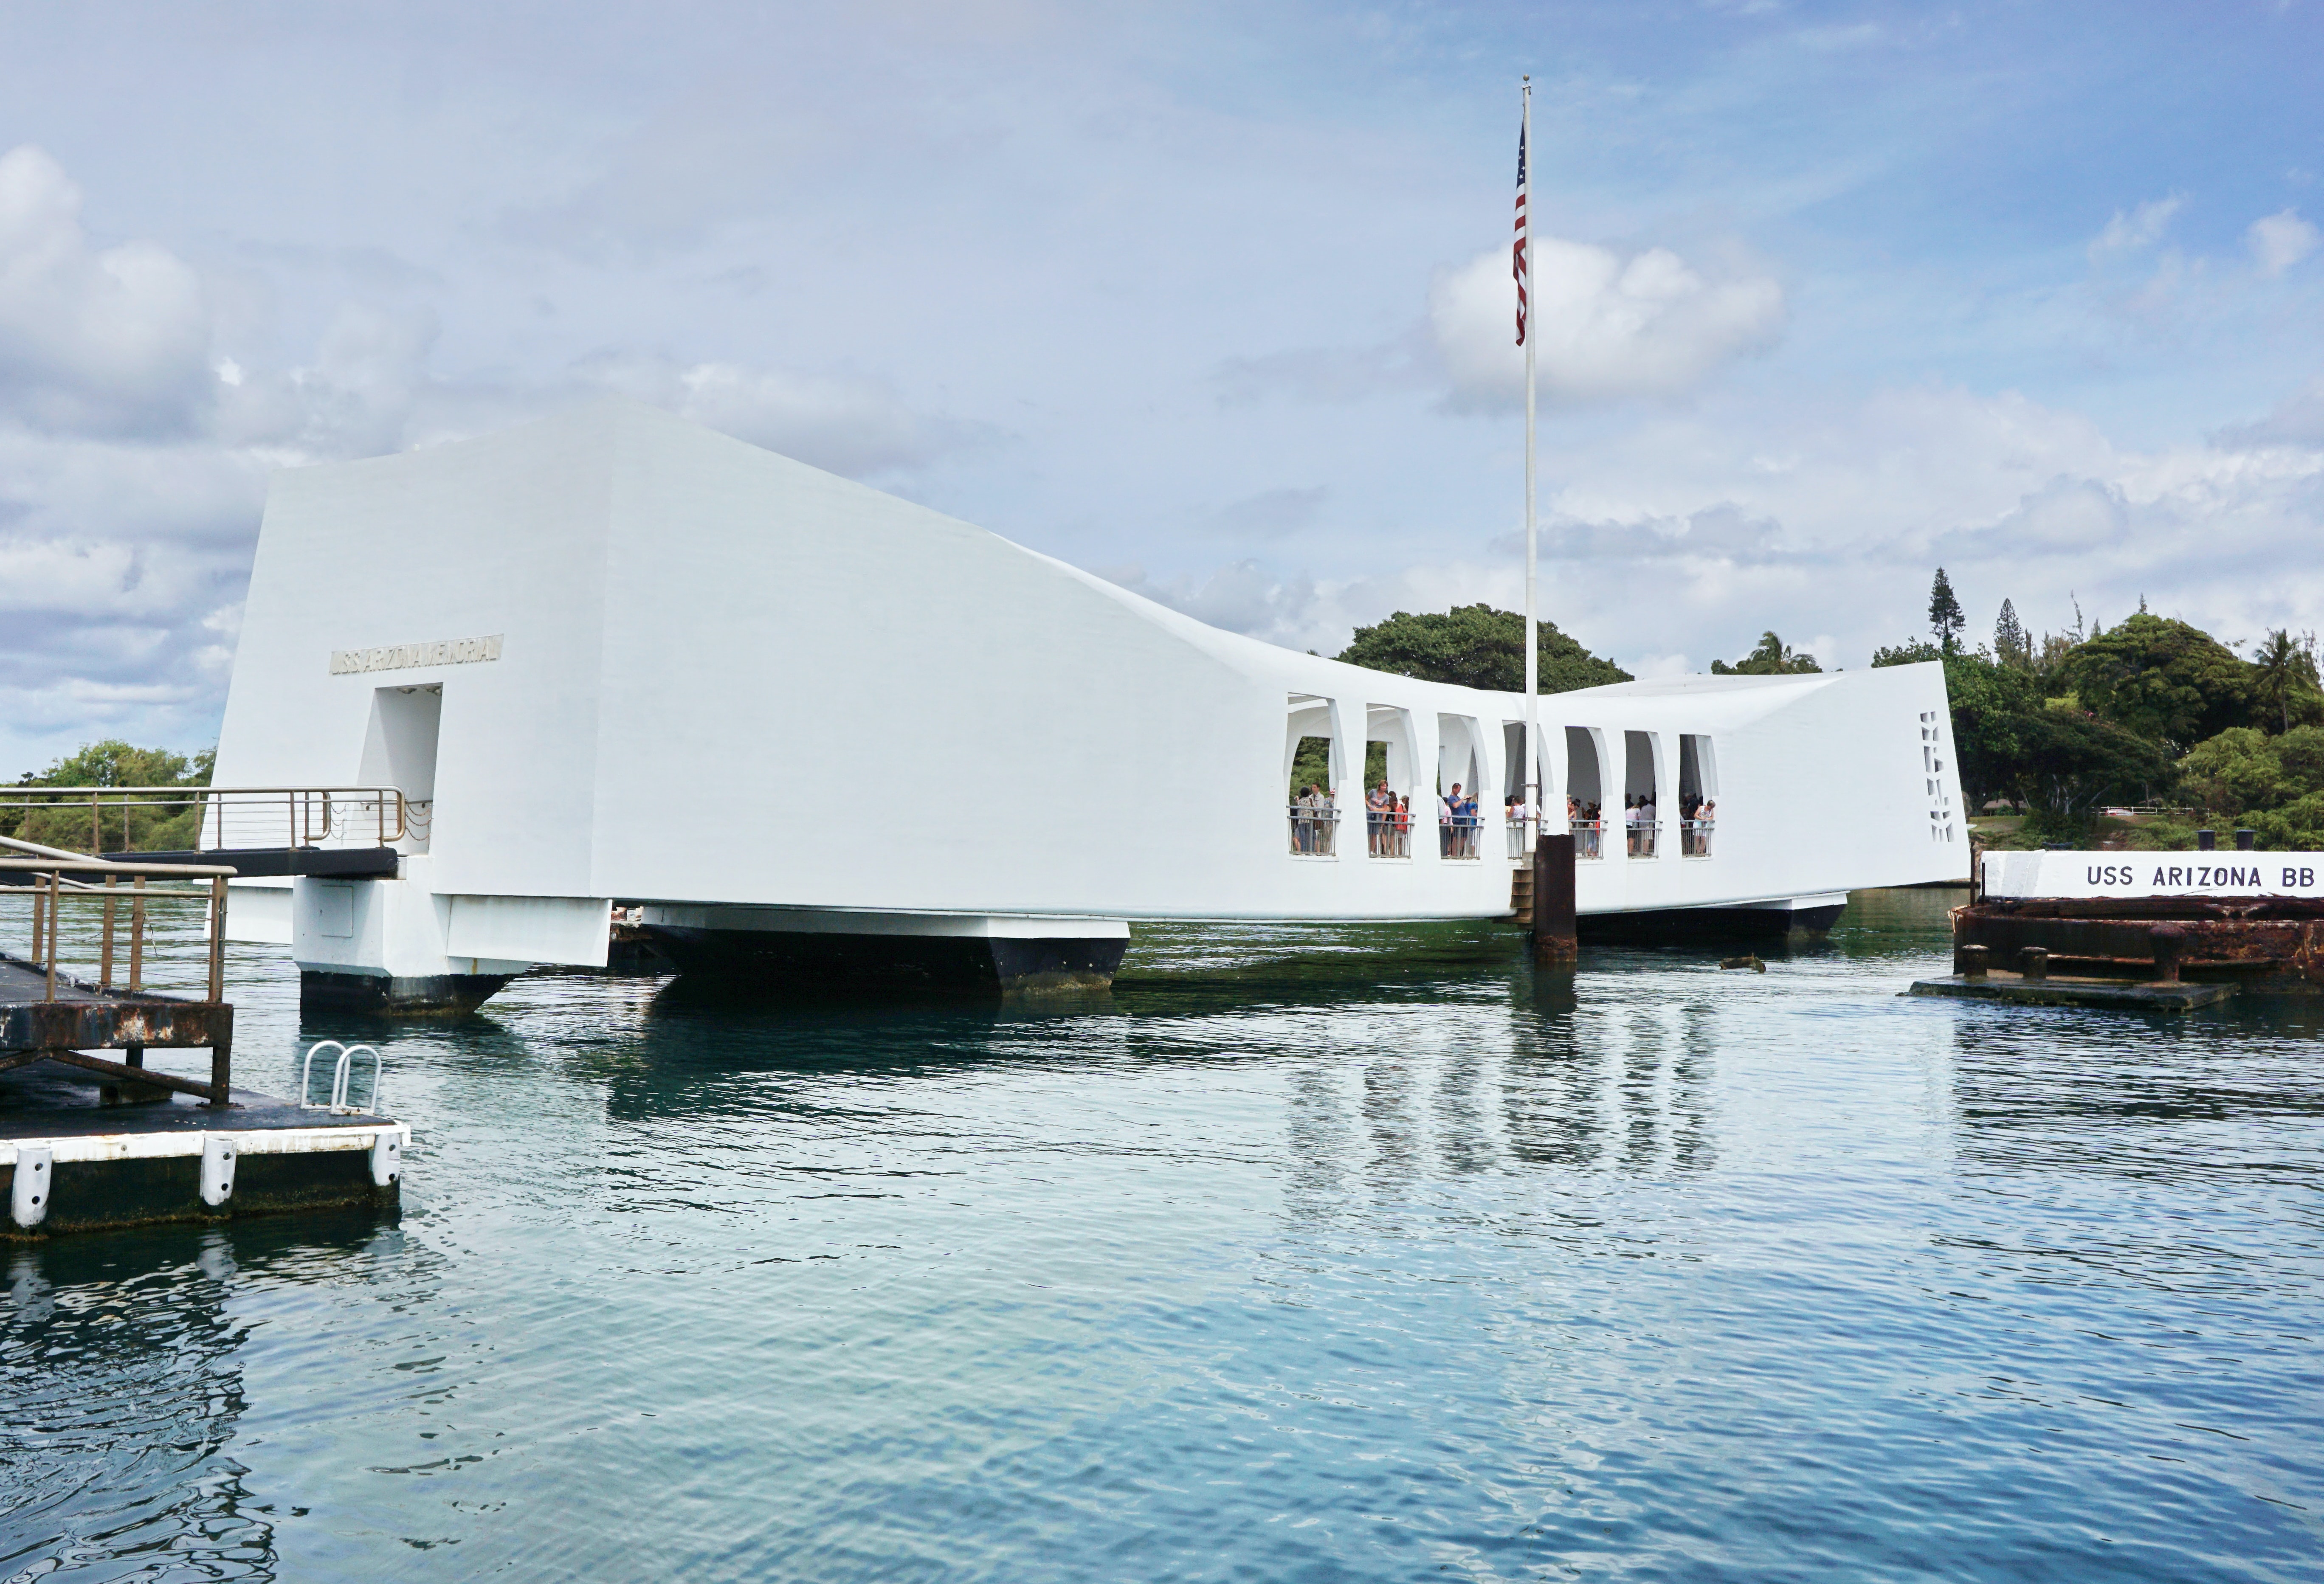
[1680,819,1716,857]
[1572,820,1604,860]
[1288,804,1341,856]
[0,786,417,854]
[1366,811,1413,858]
[1441,815,1484,860]
[1626,821,1662,859]
[1506,816,1535,860]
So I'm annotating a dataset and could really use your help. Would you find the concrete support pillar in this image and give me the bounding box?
[292,857,525,1016]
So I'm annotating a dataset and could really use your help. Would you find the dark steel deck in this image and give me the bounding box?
[1,1057,403,1237]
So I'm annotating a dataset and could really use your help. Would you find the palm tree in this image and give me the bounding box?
[2250,628,2321,733]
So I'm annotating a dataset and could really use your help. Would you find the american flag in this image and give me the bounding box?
[1513,116,1529,346]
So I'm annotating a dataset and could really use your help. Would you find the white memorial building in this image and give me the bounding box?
[214,402,1966,1009]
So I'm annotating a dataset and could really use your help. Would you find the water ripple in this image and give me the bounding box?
[5,892,2321,1580]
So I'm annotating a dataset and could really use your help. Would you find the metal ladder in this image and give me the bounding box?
[300,1041,383,1114]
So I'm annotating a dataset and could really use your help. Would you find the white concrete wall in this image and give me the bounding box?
[215,402,1967,924]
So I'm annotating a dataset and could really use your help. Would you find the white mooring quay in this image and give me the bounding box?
[206,401,1966,1010]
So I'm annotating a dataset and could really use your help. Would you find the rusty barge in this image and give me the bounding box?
[1913,845,2324,1010]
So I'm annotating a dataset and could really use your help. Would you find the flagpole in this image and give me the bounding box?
[1520,79,1540,840]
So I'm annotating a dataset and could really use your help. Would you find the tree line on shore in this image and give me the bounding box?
[0,740,213,852]
[1864,570,2324,849]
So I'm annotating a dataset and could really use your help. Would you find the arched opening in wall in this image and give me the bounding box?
[1623,730,1660,858]
[1565,726,1604,859]
[358,684,442,852]
[1679,734,1718,856]
[1437,714,1483,859]
[1366,705,1415,858]
[1285,695,1342,856]
[1501,721,1548,858]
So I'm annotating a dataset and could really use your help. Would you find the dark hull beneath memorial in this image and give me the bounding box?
[300,968,517,1016]
[644,925,1128,997]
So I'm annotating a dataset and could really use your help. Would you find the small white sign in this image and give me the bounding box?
[330,635,503,675]
[1982,850,2324,900]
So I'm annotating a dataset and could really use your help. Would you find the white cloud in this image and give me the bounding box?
[0,150,992,774]
[1115,378,2324,684]
[1431,237,1784,410]
[0,145,212,436]
[566,354,983,478]
[2088,195,2182,260]
[2248,208,2319,278]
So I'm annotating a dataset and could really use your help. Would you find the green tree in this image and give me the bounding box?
[5,740,215,852]
[1926,649,2043,810]
[1928,568,1965,653]
[1337,604,1631,693]
[2249,627,2324,733]
[2170,723,2324,847]
[1993,599,2031,669]
[2274,723,2324,792]
[2176,727,2286,815]
[2248,793,2324,851]
[1870,639,1942,668]
[1710,631,1821,675]
[2060,612,2254,749]
[2006,707,2177,825]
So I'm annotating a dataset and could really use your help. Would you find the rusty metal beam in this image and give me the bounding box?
[0,997,231,1053]
[44,1048,225,1103]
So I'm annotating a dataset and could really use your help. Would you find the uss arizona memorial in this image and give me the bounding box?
[211,401,1966,1008]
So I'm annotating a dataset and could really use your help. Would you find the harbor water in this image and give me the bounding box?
[5,889,2320,1580]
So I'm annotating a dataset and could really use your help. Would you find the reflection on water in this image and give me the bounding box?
[5,890,2321,1581]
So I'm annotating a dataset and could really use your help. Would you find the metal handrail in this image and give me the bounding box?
[1439,810,1485,860]
[1680,819,1716,858]
[0,785,411,852]
[1287,802,1342,856]
[1361,801,1414,858]
[0,856,236,878]
[1570,819,1605,861]
[1625,819,1663,859]
[6,855,235,1004]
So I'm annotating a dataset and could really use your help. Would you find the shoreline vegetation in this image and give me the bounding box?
[1,740,214,852]
[1867,573,2324,854]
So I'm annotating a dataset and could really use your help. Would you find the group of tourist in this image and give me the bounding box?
[1290,783,1337,854]
[1437,783,1484,858]
[1363,781,1413,857]
[1299,779,1716,860]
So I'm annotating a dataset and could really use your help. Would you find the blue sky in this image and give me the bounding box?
[1,0,2320,772]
